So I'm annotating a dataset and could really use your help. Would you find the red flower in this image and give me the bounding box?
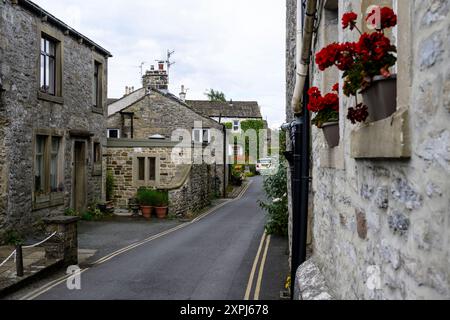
[342,12,358,30]
[315,42,356,71]
[356,32,393,62]
[347,103,369,124]
[332,83,339,92]
[308,87,322,99]
[315,43,340,71]
[323,93,339,112]
[366,6,397,30]
[307,87,339,113]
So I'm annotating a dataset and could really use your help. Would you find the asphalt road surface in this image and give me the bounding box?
[30,177,287,300]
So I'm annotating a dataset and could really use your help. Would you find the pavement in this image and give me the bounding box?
[4,177,289,300]
[0,246,60,296]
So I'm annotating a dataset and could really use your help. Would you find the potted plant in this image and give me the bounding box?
[307,84,340,148]
[136,187,155,219]
[315,6,398,124]
[153,190,169,219]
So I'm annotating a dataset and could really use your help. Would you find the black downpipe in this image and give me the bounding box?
[286,0,312,300]
[288,75,311,300]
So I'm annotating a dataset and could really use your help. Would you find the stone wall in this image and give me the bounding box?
[286,0,450,299]
[107,146,218,216]
[169,163,216,216]
[0,0,108,237]
[108,90,223,140]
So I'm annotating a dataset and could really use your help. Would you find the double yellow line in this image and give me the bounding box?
[244,232,271,301]
[20,181,253,300]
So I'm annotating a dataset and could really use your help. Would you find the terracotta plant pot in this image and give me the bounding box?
[322,122,340,148]
[361,74,397,122]
[141,206,153,219]
[155,207,168,219]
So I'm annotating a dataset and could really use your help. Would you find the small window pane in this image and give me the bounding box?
[149,158,156,181]
[48,57,55,95]
[108,129,119,139]
[47,40,55,56]
[35,136,47,193]
[50,137,61,192]
[138,157,145,181]
[40,55,45,90]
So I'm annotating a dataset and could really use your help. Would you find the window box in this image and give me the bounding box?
[351,108,411,159]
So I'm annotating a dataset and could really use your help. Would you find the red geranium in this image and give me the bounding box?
[356,32,394,62]
[342,12,358,30]
[323,93,339,112]
[314,8,398,124]
[366,6,397,30]
[307,86,340,127]
[315,42,356,72]
[332,83,339,92]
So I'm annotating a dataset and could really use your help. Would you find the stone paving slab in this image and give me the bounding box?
[0,246,61,296]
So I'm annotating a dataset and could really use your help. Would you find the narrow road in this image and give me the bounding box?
[27,177,286,300]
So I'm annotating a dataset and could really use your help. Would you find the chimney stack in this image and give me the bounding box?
[179,85,187,102]
[142,61,169,93]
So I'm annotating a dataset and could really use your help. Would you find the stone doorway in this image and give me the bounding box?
[73,140,87,212]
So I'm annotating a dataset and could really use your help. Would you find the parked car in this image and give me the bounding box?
[256,158,273,173]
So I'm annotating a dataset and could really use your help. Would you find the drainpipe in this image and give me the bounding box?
[283,0,317,300]
[219,113,227,198]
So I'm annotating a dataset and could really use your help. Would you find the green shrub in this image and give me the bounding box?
[64,208,79,217]
[259,161,288,236]
[137,187,157,206]
[153,190,169,207]
[4,229,24,246]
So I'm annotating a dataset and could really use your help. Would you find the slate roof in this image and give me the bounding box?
[185,100,263,119]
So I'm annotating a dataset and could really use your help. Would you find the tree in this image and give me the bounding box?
[205,89,227,102]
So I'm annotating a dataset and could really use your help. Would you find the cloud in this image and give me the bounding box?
[33,0,286,128]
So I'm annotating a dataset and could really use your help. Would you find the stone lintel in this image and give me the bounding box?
[351,108,411,159]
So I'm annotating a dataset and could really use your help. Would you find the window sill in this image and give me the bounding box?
[38,91,64,105]
[92,106,104,115]
[33,192,65,211]
[351,107,411,159]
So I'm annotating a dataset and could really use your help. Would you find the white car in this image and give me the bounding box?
[256,158,273,173]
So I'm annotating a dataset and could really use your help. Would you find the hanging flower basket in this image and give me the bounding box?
[322,122,340,148]
[361,74,397,122]
[315,6,398,125]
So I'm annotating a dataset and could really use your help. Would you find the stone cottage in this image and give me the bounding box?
[286,0,450,299]
[186,99,265,158]
[0,0,111,241]
[107,63,227,216]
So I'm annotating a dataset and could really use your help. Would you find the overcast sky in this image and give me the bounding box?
[34,0,286,128]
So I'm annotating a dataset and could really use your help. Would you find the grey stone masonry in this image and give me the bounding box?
[0,0,111,241]
[43,216,80,267]
[286,0,450,300]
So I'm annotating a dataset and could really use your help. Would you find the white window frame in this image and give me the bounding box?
[107,129,120,139]
[192,128,211,144]
[233,120,240,132]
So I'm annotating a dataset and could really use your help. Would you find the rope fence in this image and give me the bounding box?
[0,232,57,270]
